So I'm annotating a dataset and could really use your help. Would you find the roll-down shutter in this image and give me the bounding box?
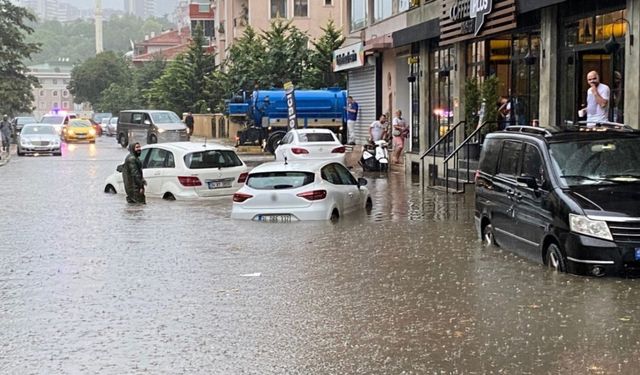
[347,66,376,145]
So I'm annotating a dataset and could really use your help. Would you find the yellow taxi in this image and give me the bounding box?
[62,118,96,143]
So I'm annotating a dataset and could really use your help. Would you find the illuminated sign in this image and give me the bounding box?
[449,0,493,36]
[332,42,364,72]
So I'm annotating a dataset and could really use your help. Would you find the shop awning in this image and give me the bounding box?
[517,0,566,13]
[392,19,440,47]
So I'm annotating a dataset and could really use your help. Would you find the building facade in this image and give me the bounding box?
[212,0,348,65]
[338,0,640,175]
[27,63,89,119]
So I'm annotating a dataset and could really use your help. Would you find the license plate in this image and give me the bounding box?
[635,248,640,261]
[255,214,291,223]
[207,180,230,189]
[77,134,86,138]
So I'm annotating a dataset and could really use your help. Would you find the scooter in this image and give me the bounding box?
[360,140,389,172]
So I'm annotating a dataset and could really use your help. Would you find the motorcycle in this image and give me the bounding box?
[360,140,389,172]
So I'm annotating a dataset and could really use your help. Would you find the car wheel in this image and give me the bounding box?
[545,243,567,273]
[119,134,128,148]
[17,148,24,156]
[54,151,62,156]
[90,140,96,144]
[149,135,157,144]
[481,223,496,246]
[104,184,116,194]
[162,192,176,201]
[330,209,340,223]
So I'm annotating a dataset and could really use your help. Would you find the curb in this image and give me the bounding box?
[0,151,10,167]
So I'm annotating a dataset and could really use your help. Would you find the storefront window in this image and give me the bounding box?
[409,42,420,152]
[429,46,454,147]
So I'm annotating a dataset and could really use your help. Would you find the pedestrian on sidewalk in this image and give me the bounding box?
[185,111,194,135]
[391,110,408,164]
[369,114,388,143]
[122,142,147,204]
[345,96,358,145]
[0,115,11,153]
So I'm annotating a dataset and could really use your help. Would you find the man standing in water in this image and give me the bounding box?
[122,142,146,204]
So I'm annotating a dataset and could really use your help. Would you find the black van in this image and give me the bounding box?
[475,124,640,277]
[117,110,189,148]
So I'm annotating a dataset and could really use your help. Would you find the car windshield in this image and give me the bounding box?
[69,120,92,127]
[550,136,640,185]
[298,133,335,142]
[41,116,63,124]
[246,171,315,189]
[110,117,118,124]
[184,150,243,169]
[21,126,57,135]
[17,117,37,124]
[150,111,181,124]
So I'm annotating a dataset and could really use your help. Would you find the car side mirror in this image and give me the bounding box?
[144,120,151,125]
[517,175,538,190]
[357,177,368,187]
[116,164,123,173]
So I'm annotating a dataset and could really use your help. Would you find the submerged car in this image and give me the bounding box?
[17,124,62,156]
[274,128,346,164]
[62,119,96,143]
[475,123,640,277]
[104,142,249,200]
[231,159,372,222]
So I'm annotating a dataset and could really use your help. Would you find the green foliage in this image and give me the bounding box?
[0,0,41,115]
[464,75,500,136]
[301,20,347,89]
[260,19,310,88]
[95,82,141,114]
[68,51,130,105]
[222,26,267,93]
[145,25,219,114]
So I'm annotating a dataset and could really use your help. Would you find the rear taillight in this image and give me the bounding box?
[296,190,327,201]
[291,147,309,154]
[237,172,248,184]
[178,176,202,186]
[233,192,253,202]
[331,146,346,153]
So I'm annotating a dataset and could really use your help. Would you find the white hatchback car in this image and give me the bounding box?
[104,142,249,200]
[231,160,372,222]
[274,129,346,165]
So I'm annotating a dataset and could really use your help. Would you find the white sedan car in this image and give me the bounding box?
[104,142,249,200]
[231,160,372,222]
[274,129,346,164]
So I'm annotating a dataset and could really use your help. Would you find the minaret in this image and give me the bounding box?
[95,0,104,54]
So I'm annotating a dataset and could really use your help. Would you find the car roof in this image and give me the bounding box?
[487,125,640,144]
[249,160,331,173]
[121,109,175,113]
[291,128,334,134]
[141,141,236,153]
[23,123,54,127]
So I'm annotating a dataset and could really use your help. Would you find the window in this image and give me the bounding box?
[62,101,69,109]
[297,133,336,142]
[132,113,144,124]
[321,164,342,184]
[478,138,501,175]
[39,90,45,97]
[184,150,243,169]
[53,102,59,109]
[333,163,357,185]
[270,0,286,18]
[62,90,69,97]
[324,0,332,5]
[53,79,57,84]
[399,0,410,12]
[350,0,367,30]
[497,141,522,176]
[373,0,391,22]
[53,90,58,97]
[294,0,308,17]
[146,148,174,169]
[521,144,546,187]
[139,149,150,167]
[246,171,315,189]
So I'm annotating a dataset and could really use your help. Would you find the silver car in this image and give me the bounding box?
[106,116,118,136]
[17,124,62,156]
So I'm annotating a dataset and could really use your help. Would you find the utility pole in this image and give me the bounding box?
[95,0,104,54]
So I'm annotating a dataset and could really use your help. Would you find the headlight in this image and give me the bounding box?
[20,139,30,146]
[569,214,613,241]
[89,129,96,135]
[158,128,166,133]
[68,129,75,135]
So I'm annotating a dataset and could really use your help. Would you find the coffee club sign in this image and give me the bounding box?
[449,0,493,36]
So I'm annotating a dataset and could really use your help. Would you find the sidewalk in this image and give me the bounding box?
[0,146,12,167]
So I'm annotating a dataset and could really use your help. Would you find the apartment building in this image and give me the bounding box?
[28,62,88,119]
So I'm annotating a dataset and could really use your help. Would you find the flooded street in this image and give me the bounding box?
[1,137,639,374]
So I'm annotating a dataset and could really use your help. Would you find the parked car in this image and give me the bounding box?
[475,124,640,277]
[106,116,118,137]
[104,142,249,200]
[92,112,112,128]
[84,117,103,136]
[17,123,62,156]
[11,115,37,137]
[231,160,372,222]
[62,118,97,143]
[40,112,77,135]
[274,128,346,165]
[116,110,189,148]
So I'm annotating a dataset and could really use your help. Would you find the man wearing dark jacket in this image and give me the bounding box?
[122,142,146,204]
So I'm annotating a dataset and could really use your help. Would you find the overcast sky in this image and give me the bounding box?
[62,0,178,15]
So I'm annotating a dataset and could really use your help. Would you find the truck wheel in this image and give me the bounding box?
[149,134,157,144]
[265,131,286,154]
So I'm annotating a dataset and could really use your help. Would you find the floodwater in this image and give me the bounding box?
[0,137,639,374]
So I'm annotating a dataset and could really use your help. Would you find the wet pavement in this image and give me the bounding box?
[1,137,639,374]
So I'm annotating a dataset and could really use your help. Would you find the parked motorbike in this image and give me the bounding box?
[360,140,389,172]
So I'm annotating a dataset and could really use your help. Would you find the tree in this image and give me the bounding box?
[95,82,141,114]
[302,20,346,89]
[67,51,129,105]
[222,26,267,93]
[260,19,309,88]
[0,0,41,115]
[145,25,218,114]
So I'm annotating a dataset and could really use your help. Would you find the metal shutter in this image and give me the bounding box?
[347,66,376,144]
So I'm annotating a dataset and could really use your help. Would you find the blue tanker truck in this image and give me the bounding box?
[227,88,347,153]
